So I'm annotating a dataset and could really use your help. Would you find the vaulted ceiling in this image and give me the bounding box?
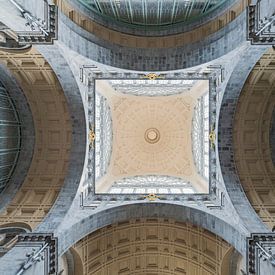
[233,48,275,230]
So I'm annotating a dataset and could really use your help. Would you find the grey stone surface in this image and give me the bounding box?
[218,44,271,233]
[34,44,86,233]
[259,257,275,275]
[0,65,35,214]
[56,202,247,257]
[271,109,275,166]
[58,9,247,71]
[0,246,44,275]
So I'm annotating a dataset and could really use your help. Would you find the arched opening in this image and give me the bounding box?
[233,47,275,230]
[67,218,235,275]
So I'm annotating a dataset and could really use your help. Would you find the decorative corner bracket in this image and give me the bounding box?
[247,233,275,274]
[247,1,275,45]
[7,0,58,44]
[16,233,58,275]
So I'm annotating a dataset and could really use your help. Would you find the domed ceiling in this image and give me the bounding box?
[94,79,210,194]
[0,81,20,194]
[78,0,225,27]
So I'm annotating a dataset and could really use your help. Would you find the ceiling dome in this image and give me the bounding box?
[77,0,226,27]
[0,81,20,193]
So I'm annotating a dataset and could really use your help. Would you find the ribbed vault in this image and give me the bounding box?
[233,48,275,230]
[72,218,234,275]
[0,48,72,229]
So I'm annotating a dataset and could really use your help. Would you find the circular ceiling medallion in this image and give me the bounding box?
[144,128,160,144]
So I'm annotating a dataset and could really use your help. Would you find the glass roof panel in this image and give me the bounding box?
[0,82,21,194]
[78,0,226,27]
[192,92,209,180]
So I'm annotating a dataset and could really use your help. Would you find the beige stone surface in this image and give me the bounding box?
[234,48,275,230]
[74,218,232,275]
[96,80,209,193]
[0,48,72,229]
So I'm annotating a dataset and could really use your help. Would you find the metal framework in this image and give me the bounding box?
[94,92,113,181]
[78,0,226,27]
[109,175,196,194]
[108,79,195,96]
[192,92,209,179]
[0,82,21,193]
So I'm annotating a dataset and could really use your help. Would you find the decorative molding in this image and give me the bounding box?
[247,1,275,45]
[0,23,31,50]
[109,79,195,97]
[247,233,275,274]
[88,124,95,149]
[144,193,160,201]
[141,73,165,80]
[16,233,58,275]
[6,1,58,45]
[78,65,226,209]
[209,125,216,150]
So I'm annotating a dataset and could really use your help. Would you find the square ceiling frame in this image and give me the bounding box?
[82,69,220,204]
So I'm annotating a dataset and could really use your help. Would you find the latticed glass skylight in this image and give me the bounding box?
[94,92,112,180]
[0,82,21,193]
[78,0,226,27]
[192,92,209,179]
[109,175,195,194]
[109,79,194,96]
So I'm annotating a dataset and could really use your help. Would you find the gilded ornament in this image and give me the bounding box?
[141,73,165,80]
[89,125,96,149]
[209,126,216,149]
[144,193,160,201]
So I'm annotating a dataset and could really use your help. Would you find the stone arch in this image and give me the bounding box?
[70,217,233,275]
[233,48,275,230]
[218,45,271,233]
[57,202,246,257]
[60,247,84,275]
[0,64,34,214]
[33,44,86,233]
[220,247,244,275]
[0,47,74,230]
